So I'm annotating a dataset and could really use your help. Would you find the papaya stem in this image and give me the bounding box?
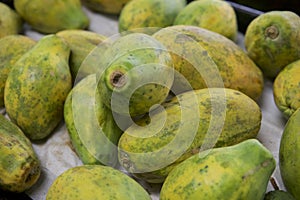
[270,176,280,190]
[265,25,279,39]
[110,71,127,88]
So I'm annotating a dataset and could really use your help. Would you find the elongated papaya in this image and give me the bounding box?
[118,88,262,183]
[46,165,151,200]
[64,74,123,167]
[160,139,276,200]
[0,114,41,193]
[4,35,72,140]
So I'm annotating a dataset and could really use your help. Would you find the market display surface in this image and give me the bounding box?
[1,0,300,199]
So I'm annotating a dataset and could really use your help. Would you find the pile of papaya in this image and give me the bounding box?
[0,0,300,199]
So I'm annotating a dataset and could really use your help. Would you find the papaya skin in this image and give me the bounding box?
[264,190,296,200]
[46,165,151,200]
[118,88,262,183]
[82,0,130,15]
[118,0,187,34]
[273,59,300,118]
[0,2,22,38]
[279,108,300,199]
[174,0,238,41]
[244,11,300,79]
[153,25,264,101]
[4,35,72,140]
[14,0,89,34]
[0,35,36,107]
[160,139,276,200]
[0,114,41,193]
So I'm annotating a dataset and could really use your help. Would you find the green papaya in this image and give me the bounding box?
[0,35,36,108]
[279,108,300,199]
[244,11,300,79]
[46,165,151,200]
[56,29,107,82]
[273,59,300,118]
[264,190,296,200]
[96,32,174,117]
[0,114,41,193]
[14,0,89,34]
[118,0,187,34]
[4,34,72,140]
[152,25,264,101]
[64,74,123,167]
[118,88,262,183]
[82,0,131,15]
[160,139,276,200]
[174,0,238,41]
[0,2,22,38]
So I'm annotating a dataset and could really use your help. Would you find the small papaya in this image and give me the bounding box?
[81,0,131,15]
[0,2,22,38]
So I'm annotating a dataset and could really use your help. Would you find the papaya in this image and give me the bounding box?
[174,0,238,41]
[118,0,186,34]
[0,35,36,108]
[46,165,151,200]
[4,34,72,140]
[118,88,262,183]
[64,74,123,167]
[244,11,300,79]
[152,25,264,101]
[160,139,276,200]
[56,29,107,82]
[273,59,300,118]
[264,190,296,200]
[14,0,89,34]
[0,114,41,193]
[279,107,300,199]
[81,0,131,15]
[96,32,174,117]
[0,2,22,38]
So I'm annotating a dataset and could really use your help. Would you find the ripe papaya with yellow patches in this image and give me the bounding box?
[82,0,130,15]
[0,2,22,38]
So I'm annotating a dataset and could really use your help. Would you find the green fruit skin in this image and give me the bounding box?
[174,0,238,41]
[0,2,23,38]
[82,0,131,14]
[0,35,36,107]
[153,25,264,101]
[279,108,300,199]
[118,88,262,183]
[118,0,187,34]
[0,114,41,193]
[14,0,89,34]
[160,139,276,200]
[64,74,123,167]
[4,34,72,140]
[244,11,300,79]
[96,33,174,117]
[56,29,107,81]
[264,190,296,200]
[273,59,300,118]
[46,165,151,200]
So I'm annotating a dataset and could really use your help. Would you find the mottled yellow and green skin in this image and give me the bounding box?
[160,139,276,200]
[118,88,262,183]
[46,165,151,200]
[96,33,174,117]
[244,11,300,79]
[273,59,300,118]
[118,0,187,34]
[279,108,300,200]
[0,2,22,38]
[0,114,41,193]
[174,0,238,41]
[82,0,130,14]
[64,74,123,167]
[14,0,89,34]
[0,35,36,107]
[264,190,296,200]
[4,35,72,140]
[153,25,264,101]
[56,29,107,81]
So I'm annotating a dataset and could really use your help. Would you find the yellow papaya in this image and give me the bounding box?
[0,2,22,38]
